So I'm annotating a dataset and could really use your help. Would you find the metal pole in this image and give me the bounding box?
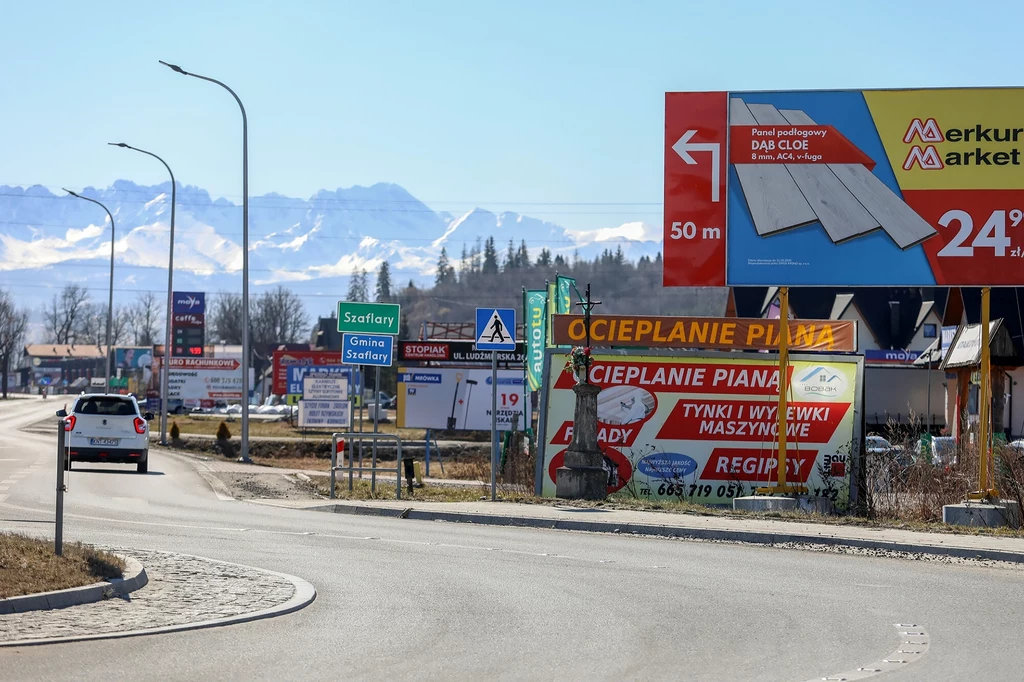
[330,434,337,499]
[776,287,790,490]
[159,61,250,462]
[109,144,176,444]
[358,366,364,478]
[372,366,380,472]
[63,190,115,394]
[491,350,498,501]
[55,422,66,556]
[927,358,933,435]
[425,428,431,477]
[980,287,992,494]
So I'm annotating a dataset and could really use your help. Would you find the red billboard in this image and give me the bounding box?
[272,350,342,395]
[663,91,728,287]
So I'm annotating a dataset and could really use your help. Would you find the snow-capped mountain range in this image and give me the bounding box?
[0,181,661,314]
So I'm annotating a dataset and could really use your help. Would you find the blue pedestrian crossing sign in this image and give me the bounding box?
[475,308,516,351]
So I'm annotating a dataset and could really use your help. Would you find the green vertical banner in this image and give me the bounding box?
[556,275,576,314]
[546,281,557,346]
[524,290,547,393]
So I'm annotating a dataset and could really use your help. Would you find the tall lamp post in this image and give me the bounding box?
[109,143,176,445]
[160,60,251,463]
[63,189,116,394]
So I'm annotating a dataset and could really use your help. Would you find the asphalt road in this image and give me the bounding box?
[1,398,1023,681]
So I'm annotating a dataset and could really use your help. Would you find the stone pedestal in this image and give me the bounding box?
[943,500,1021,528]
[556,382,608,500]
[733,496,797,512]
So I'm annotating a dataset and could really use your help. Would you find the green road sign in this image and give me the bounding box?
[337,301,401,335]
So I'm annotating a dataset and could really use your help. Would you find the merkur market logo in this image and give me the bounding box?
[901,117,1024,171]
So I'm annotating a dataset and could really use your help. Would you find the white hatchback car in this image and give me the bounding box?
[58,394,153,473]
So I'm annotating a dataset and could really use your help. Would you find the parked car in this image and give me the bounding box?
[58,394,153,473]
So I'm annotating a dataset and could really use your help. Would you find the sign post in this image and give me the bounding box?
[476,307,517,501]
[338,319,399,492]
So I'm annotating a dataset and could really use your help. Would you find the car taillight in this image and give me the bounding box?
[64,416,76,432]
[134,417,147,434]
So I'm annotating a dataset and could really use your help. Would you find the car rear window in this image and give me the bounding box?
[74,397,138,417]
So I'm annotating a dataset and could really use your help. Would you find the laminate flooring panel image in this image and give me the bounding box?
[745,103,882,244]
[729,98,818,236]
[779,108,937,250]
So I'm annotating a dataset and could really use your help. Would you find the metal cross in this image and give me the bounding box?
[574,283,602,384]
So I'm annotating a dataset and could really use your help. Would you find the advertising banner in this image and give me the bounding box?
[546,281,557,346]
[397,341,526,365]
[302,374,349,401]
[172,292,206,315]
[298,400,352,428]
[552,315,856,352]
[273,350,343,396]
[540,352,860,506]
[556,275,576,315]
[524,290,547,392]
[664,88,1024,286]
[285,364,358,396]
[164,357,244,402]
[397,368,527,431]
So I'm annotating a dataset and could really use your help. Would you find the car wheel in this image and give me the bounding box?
[137,459,148,474]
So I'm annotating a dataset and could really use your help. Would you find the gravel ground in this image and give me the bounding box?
[0,549,297,644]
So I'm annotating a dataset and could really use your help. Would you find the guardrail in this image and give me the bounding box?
[330,432,403,500]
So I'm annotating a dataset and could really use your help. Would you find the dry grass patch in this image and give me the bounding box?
[0,534,125,599]
[172,415,426,441]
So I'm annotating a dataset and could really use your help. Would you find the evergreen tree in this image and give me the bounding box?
[375,261,392,302]
[459,244,469,282]
[346,269,369,302]
[436,247,456,286]
[505,238,517,270]
[536,248,552,267]
[553,253,566,268]
[482,237,499,274]
[614,245,625,267]
[472,237,483,273]
[518,239,530,269]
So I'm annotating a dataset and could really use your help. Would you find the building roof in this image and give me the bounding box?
[23,344,106,359]
[830,294,854,321]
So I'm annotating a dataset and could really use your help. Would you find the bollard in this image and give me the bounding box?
[55,421,66,556]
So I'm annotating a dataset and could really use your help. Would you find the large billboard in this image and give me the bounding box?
[397,368,527,431]
[539,351,861,507]
[665,88,1024,286]
[272,350,342,396]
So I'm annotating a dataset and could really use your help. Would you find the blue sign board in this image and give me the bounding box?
[342,333,395,367]
[475,308,516,351]
[172,291,205,314]
[864,349,923,364]
[286,365,359,396]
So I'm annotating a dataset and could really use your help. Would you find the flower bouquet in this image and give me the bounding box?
[563,346,591,383]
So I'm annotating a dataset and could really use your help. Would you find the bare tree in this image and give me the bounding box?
[76,305,130,347]
[128,291,163,346]
[43,284,89,344]
[0,290,29,398]
[210,292,244,344]
[251,286,309,345]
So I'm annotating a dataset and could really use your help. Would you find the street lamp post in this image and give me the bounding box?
[109,143,176,445]
[160,60,252,463]
[63,189,115,394]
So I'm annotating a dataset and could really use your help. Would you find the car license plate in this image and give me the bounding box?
[89,438,120,446]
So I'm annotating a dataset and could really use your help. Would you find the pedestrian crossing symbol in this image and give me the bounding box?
[475,307,516,351]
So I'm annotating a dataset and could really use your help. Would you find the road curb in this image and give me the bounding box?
[0,553,315,648]
[0,556,148,616]
[317,503,1024,564]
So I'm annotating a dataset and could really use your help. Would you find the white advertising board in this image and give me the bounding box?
[397,367,526,431]
[302,374,349,401]
[298,399,352,428]
[163,357,246,402]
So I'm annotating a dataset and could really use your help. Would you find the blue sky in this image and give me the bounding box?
[2,0,1022,232]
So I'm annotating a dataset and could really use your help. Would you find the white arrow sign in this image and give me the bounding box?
[673,130,721,203]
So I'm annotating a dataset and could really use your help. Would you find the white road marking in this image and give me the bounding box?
[806,624,930,681]
[0,480,14,485]
[0,495,7,503]
[0,486,8,491]
[0,457,23,460]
